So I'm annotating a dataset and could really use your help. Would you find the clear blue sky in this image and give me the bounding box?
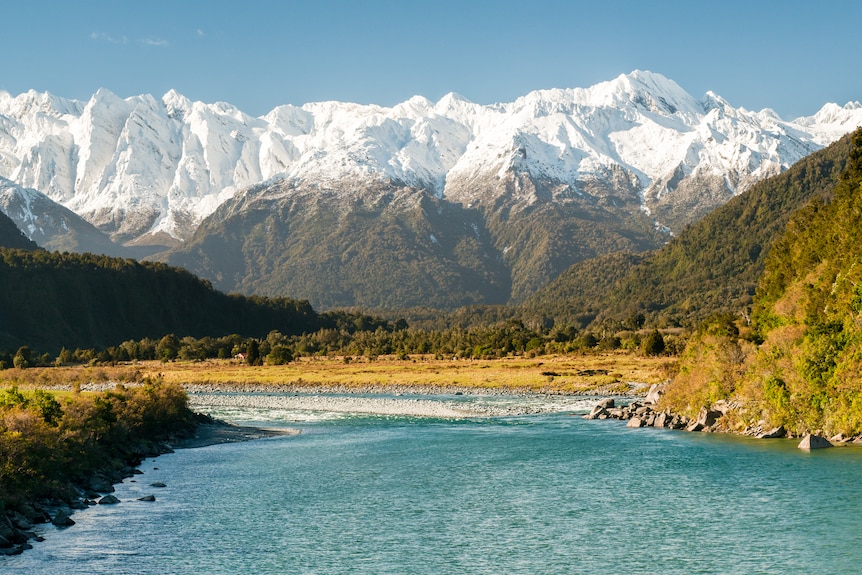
[2,0,859,119]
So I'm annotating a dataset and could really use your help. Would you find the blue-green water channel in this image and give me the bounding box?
[5,394,862,574]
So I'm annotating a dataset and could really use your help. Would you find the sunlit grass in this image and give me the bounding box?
[3,352,673,394]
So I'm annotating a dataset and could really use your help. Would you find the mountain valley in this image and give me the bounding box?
[1,71,861,309]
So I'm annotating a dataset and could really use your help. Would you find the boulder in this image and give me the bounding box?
[137,495,156,502]
[21,503,50,524]
[584,405,608,420]
[98,495,120,505]
[644,384,664,405]
[626,417,644,428]
[686,421,704,432]
[696,407,722,428]
[798,434,833,450]
[654,412,669,428]
[598,398,615,409]
[757,426,786,439]
[51,511,76,527]
[0,517,15,540]
[10,512,32,531]
[150,482,167,488]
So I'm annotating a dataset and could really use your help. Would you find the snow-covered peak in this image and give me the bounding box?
[793,101,862,144]
[562,70,703,116]
[0,71,860,244]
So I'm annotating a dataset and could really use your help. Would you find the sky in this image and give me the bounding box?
[1,0,860,119]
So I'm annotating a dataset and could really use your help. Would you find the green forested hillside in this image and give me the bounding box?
[743,129,862,433]
[524,131,856,329]
[0,249,322,353]
[662,129,862,436]
[164,186,512,310]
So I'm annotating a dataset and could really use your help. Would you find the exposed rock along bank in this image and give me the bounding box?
[1,418,295,557]
[585,384,862,450]
[0,442,173,557]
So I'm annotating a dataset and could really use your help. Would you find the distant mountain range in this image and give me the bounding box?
[1,71,861,309]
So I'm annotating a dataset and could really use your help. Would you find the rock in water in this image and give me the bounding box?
[137,495,156,502]
[51,511,75,527]
[798,434,833,450]
[98,495,120,504]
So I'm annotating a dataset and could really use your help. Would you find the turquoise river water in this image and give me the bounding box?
[4,393,862,574]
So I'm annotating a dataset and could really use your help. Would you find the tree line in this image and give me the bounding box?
[1,321,677,371]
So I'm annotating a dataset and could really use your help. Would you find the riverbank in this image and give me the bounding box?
[1,416,297,557]
[584,384,862,448]
[171,420,300,449]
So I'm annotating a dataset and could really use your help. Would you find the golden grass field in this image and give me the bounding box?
[2,352,675,395]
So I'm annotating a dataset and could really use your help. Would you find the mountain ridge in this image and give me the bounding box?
[2,70,860,247]
[2,71,862,309]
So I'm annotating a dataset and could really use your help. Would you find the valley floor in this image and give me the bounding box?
[7,352,673,396]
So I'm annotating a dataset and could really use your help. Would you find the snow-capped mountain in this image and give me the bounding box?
[1,70,860,248]
[0,177,135,256]
[2,71,862,309]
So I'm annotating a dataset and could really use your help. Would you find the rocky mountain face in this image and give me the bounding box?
[0,177,142,257]
[1,71,861,308]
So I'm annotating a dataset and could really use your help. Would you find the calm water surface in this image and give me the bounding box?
[5,394,862,574]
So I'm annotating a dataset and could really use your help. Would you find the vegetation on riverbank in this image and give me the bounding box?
[0,379,195,511]
[660,130,862,437]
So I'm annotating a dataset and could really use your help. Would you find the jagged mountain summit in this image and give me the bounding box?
[1,70,859,245]
[1,71,861,308]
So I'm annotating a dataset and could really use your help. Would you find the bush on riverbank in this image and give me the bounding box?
[0,379,195,511]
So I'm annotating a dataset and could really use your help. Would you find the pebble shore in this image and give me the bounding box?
[185,388,597,418]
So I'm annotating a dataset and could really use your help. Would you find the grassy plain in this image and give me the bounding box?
[2,352,674,395]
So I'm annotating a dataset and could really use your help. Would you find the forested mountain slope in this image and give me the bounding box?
[523,130,858,328]
[662,129,862,436]
[0,250,321,352]
[0,210,38,250]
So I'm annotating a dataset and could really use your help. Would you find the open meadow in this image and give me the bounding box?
[1,352,675,395]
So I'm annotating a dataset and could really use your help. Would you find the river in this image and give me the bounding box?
[4,393,861,574]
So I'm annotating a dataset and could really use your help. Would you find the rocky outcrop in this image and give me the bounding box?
[584,399,691,430]
[2,434,184,556]
[585,392,862,448]
[757,426,786,439]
